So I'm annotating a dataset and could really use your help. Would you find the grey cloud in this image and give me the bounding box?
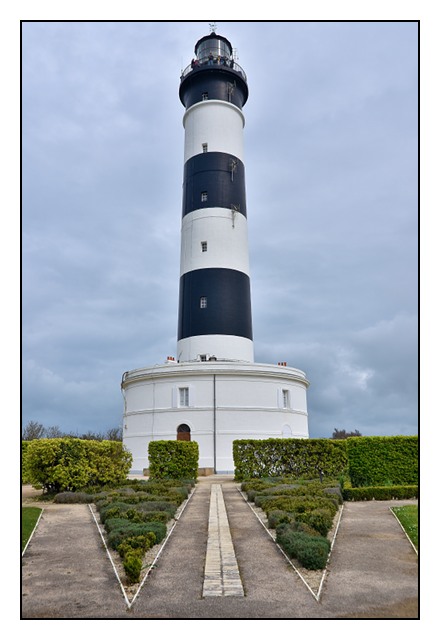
[22,21,418,438]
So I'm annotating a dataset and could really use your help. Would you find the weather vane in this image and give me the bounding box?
[209,22,217,34]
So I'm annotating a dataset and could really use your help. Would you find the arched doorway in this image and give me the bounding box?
[177,424,191,441]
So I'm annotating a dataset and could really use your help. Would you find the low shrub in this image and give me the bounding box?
[323,486,343,504]
[123,550,143,584]
[276,525,331,570]
[100,491,181,506]
[296,507,334,537]
[133,501,178,517]
[267,509,295,529]
[256,495,339,518]
[241,478,281,493]
[257,486,309,498]
[99,502,131,523]
[117,533,156,558]
[295,521,323,537]
[267,509,332,537]
[98,495,178,514]
[106,519,167,550]
[54,492,95,503]
[245,489,259,503]
[294,536,330,570]
[125,509,170,524]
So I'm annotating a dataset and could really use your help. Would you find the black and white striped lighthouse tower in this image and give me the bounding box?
[177,30,253,363]
[122,27,310,475]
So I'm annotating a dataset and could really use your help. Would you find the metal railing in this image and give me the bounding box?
[180,57,247,83]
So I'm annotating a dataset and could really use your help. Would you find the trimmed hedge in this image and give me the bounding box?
[233,438,348,481]
[106,519,167,550]
[234,436,419,493]
[22,441,31,484]
[99,501,174,523]
[148,440,199,480]
[23,438,132,492]
[346,436,418,487]
[276,524,331,570]
[54,492,95,503]
[255,494,339,518]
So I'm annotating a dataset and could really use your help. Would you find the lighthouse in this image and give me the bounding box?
[177,32,253,364]
[122,29,310,474]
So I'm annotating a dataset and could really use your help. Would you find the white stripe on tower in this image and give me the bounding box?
[177,32,254,363]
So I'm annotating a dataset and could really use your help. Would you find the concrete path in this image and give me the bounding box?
[202,484,244,597]
[21,477,418,619]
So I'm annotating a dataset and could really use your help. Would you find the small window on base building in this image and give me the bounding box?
[179,387,189,407]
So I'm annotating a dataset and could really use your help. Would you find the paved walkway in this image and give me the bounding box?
[202,484,244,597]
[21,477,418,619]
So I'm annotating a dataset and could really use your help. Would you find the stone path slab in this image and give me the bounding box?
[202,484,244,597]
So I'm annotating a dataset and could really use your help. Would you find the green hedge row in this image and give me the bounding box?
[233,436,418,489]
[22,441,31,484]
[233,438,348,481]
[148,440,199,480]
[22,438,132,492]
[346,436,418,487]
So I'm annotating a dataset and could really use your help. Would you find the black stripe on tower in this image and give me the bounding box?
[182,152,246,218]
[178,268,253,341]
[179,70,248,110]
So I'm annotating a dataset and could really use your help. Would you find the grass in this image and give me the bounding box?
[22,507,42,551]
[392,504,418,550]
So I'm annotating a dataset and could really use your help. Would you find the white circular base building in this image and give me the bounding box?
[122,360,309,474]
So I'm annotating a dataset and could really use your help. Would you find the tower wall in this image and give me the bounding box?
[177,51,252,363]
[180,208,250,275]
[183,101,245,163]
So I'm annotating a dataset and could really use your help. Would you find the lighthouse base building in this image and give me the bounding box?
[122,30,309,474]
[122,360,309,474]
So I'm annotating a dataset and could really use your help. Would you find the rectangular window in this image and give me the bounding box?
[202,143,208,153]
[200,296,207,309]
[201,191,208,202]
[179,387,189,407]
[201,241,208,252]
[202,92,208,101]
[282,389,290,409]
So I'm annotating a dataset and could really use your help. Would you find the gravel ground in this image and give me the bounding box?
[21,478,418,619]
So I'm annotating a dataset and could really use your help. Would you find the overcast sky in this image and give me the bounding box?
[21,20,418,439]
